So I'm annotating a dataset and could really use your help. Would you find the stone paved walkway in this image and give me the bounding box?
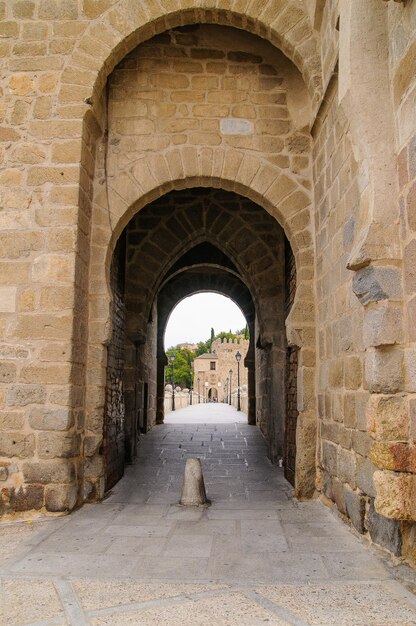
[1,405,415,625]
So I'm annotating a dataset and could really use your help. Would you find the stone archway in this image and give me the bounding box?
[76,17,319,507]
[85,180,316,502]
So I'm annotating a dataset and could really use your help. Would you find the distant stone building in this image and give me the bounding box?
[193,338,248,404]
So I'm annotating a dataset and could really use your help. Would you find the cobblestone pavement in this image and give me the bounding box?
[1,405,415,625]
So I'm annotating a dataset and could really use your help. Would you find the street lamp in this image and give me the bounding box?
[198,377,200,403]
[235,351,241,411]
[169,352,176,411]
[229,369,232,405]
[205,381,209,403]
[189,368,193,405]
[217,381,221,403]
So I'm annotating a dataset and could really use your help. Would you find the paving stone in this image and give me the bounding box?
[2,409,413,625]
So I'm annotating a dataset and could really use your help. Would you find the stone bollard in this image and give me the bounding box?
[180,458,208,506]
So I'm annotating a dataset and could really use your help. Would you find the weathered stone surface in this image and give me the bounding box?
[352,266,402,305]
[404,239,416,295]
[37,432,80,459]
[321,441,337,476]
[10,485,43,511]
[0,433,35,459]
[404,349,416,393]
[45,484,77,512]
[373,470,414,520]
[337,448,356,487]
[364,348,404,393]
[363,305,403,348]
[367,498,402,556]
[355,456,376,497]
[344,486,366,534]
[370,441,416,473]
[29,408,74,431]
[23,461,75,484]
[366,394,408,441]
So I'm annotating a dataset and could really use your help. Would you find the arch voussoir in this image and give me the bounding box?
[62,0,321,115]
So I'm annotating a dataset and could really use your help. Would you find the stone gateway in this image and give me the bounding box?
[0,0,415,567]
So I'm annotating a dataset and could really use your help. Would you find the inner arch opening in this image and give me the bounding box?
[103,186,299,494]
[163,292,249,417]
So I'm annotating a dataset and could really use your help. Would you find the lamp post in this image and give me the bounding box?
[217,381,221,403]
[205,381,209,403]
[169,352,176,411]
[235,351,241,411]
[198,377,200,403]
[229,369,232,405]
[224,377,228,403]
[189,368,193,405]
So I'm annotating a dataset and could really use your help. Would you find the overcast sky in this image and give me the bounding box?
[164,293,247,349]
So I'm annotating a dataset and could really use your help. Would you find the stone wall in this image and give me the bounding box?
[313,74,372,532]
[0,0,414,567]
[103,237,125,492]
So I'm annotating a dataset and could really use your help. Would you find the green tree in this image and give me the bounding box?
[165,346,194,388]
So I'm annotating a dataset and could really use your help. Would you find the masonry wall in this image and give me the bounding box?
[1,1,414,570]
[107,24,310,177]
[314,76,370,531]
[103,238,125,491]
[387,2,416,564]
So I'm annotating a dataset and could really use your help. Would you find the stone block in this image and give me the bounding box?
[344,486,366,534]
[45,483,78,512]
[38,0,78,19]
[0,362,17,383]
[38,432,81,459]
[404,349,416,392]
[83,435,101,457]
[20,364,72,385]
[321,440,337,476]
[83,0,118,19]
[363,305,403,348]
[367,498,402,556]
[0,465,8,481]
[0,433,35,459]
[29,408,74,431]
[344,356,362,390]
[404,239,416,295]
[351,431,372,457]
[322,469,333,501]
[352,266,402,305]
[342,393,356,428]
[408,297,416,342]
[337,448,356,487]
[364,347,404,393]
[0,411,25,430]
[355,455,376,497]
[410,398,416,442]
[8,73,34,95]
[331,477,346,514]
[10,485,43,511]
[0,287,16,312]
[12,1,36,18]
[84,454,104,479]
[23,460,75,484]
[6,384,46,407]
[373,470,414,520]
[366,394,408,441]
[370,441,416,473]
